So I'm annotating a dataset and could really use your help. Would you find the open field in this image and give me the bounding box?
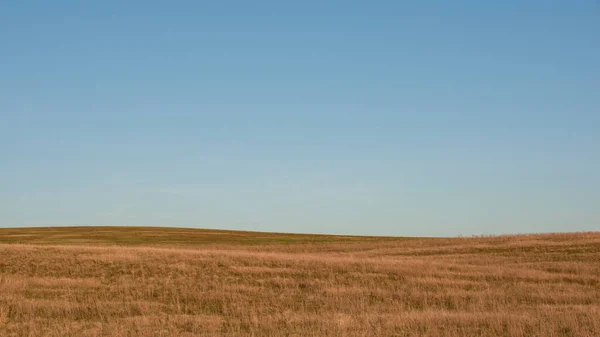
[0,227,599,337]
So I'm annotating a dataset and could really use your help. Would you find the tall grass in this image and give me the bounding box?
[0,227,598,336]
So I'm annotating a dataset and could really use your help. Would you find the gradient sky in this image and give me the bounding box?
[1,1,599,236]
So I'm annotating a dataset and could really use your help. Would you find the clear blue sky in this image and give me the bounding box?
[1,1,599,236]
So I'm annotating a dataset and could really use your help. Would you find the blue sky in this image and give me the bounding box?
[1,1,599,236]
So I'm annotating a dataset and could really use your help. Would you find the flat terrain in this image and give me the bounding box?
[0,227,599,337]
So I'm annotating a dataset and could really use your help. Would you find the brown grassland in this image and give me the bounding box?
[0,226,599,337]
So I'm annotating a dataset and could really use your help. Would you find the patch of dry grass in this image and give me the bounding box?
[0,227,599,336]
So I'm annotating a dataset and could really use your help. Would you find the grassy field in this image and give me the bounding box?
[0,227,599,337]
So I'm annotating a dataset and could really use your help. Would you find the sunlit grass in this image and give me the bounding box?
[0,227,598,336]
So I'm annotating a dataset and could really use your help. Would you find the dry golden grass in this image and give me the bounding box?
[0,227,599,336]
